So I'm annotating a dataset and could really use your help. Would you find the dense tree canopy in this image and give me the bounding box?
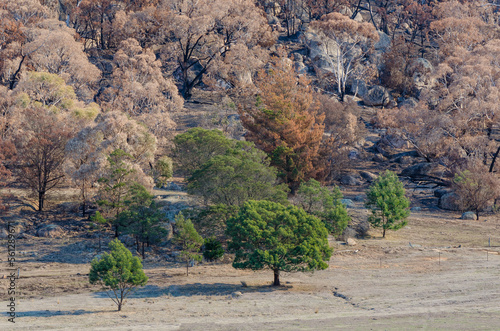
[295,179,350,237]
[173,128,234,177]
[226,200,332,286]
[187,140,288,206]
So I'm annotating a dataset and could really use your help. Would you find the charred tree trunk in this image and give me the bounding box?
[181,65,191,99]
[9,54,26,90]
[340,89,346,102]
[489,145,500,172]
[38,191,45,212]
[273,269,280,286]
[141,241,145,260]
[82,200,86,217]
[351,0,362,19]
[117,291,124,311]
[98,229,102,252]
[81,181,87,217]
[100,11,105,50]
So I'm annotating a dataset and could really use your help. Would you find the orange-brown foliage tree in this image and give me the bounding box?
[1,0,53,26]
[0,16,100,99]
[0,86,17,140]
[63,0,121,50]
[238,57,327,193]
[424,39,500,170]
[0,0,57,89]
[14,108,73,211]
[0,7,26,88]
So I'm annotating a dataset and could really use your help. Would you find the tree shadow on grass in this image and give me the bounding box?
[11,309,98,318]
[34,239,114,265]
[32,243,89,264]
[92,282,290,299]
[92,285,169,299]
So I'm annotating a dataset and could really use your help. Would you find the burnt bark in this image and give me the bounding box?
[38,191,45,212]
[141,241,145,260]
[489,145,500,172]
[273,269,280,286]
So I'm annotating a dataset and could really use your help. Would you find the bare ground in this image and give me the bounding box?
[2,195,500,330]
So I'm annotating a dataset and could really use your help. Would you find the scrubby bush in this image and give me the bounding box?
[190,204,240,240]
[453,165,500,220]
[174,213,203,276]
[365,171,410,238]
[340,226,357,242]
[153,156,173,187]
[203,237,224,261]
[89,239,148,311]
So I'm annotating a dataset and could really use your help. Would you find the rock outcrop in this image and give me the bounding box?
[37,224,65,238]
[363,85,391,107]
[438,193,460,211]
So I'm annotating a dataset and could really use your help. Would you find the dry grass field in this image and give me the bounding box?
[2,190,500,330]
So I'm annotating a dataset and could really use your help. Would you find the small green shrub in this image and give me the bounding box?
[365,170,410,238]
[203,237,224,261]
[89,239,148,311]
[153,156,173,187]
